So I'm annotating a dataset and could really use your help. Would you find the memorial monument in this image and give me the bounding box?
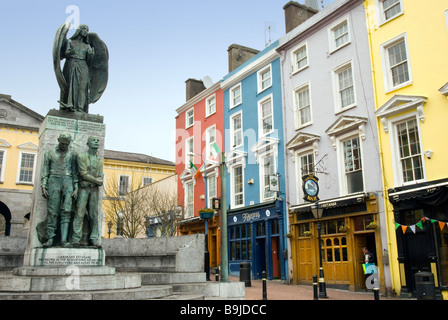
[17,22,110,274]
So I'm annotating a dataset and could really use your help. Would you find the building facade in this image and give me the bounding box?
[222,42,287,281]
[0,94,43,237]
[175,79,224,269]
[278,0,389,291]
[365,0,448,297]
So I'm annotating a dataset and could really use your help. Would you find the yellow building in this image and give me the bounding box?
[364,0,448,298]
[0,94,43,237]
[102,150,175,238]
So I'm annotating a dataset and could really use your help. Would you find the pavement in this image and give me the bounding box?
[228,276,402,300]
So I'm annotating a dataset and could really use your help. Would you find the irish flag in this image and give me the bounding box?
[210,142,221,160]
[190,161,202,179]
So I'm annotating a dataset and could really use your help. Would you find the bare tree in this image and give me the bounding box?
[103,174,178,238]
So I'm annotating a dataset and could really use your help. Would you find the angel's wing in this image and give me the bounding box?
[53,22,71,93]
[88,32,109,104]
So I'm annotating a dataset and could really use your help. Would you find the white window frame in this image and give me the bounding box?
[230,83,242,109]
[376,0,404,26]
[337,133,365,195]
[186,107,194,128]
[388,113,426,186]
[206,94,216,117]
[328,16,351,53]
[230,111,243,149]
[16,151,36,185]
[294,82,312,129]
[332,60,357,113]
[207,173,217,209]
[257,64,272,93]
[118,174,131,196]
[258,94,274,138]
[381,33,412,93]
[259,151,277,202]
[0,148,7,183]
[291,42,309,74]
[230,164,244,208]
[205,125,216,160]
[184,180,194,219]
[185,137,194,168]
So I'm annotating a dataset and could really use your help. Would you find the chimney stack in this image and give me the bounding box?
[227,44,260,73]
[283,1,318,34]
[185,78,206,101]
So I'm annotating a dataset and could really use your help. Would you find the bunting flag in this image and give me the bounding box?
[190,161,198,176]
[394,217,448,234]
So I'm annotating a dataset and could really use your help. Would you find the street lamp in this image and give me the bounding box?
[311,201,327,298]
[107,221,112,238]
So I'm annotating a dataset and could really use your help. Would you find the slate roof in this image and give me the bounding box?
[104,149,175,167]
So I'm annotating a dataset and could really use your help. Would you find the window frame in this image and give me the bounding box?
[230,83,242,109]
[0,148,7,183]
[231,164,244,208]
[328,16,351,54]
[207,173,217,209]
[230,111,243,149]
[206,94,216,117]
[259,151,277,202]
[184,180,194,219]
[16,151,36,185]
[376,0,404,26]
[340,135,364,195]
[381,33,412,93]
[332,60,357,113]
[291,42,309,74]
[258,94,274,138]
[257,64,272,93]
[185,136,194,168]
[294,82,312,129]
[205,125,216,160]
[118,174,131,197]
[389,113,426,186]
[185,107,194,129]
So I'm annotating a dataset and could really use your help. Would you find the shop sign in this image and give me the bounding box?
[302,174,319,202]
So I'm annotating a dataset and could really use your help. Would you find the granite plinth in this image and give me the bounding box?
[25,247,105,267]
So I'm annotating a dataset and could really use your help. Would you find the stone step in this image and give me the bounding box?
[0,285,173,300]
[150,292,205,300]
[172,281,245,300]
[0,271,141,292]
[106,253,176,272]
[140,272,206,285]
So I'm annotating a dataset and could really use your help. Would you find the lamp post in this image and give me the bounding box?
[107,221,112,238]
[311,201,327,298]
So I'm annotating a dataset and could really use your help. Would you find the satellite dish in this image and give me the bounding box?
[202,76,214,88]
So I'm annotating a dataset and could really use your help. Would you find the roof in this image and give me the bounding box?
[104,149,175,167]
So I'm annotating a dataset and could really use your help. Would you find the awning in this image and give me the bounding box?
[388,178,448,210]
[289,193,368,214]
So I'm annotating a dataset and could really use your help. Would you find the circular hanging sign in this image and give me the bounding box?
[302,174,319,202]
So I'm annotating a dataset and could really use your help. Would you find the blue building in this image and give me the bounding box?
[221,41,287,280]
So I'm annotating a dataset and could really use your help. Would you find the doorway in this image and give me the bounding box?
[354,233,376,290]
[255,238,266,279]
[272,236,281,279]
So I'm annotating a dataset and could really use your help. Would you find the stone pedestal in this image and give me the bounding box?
[23,109,106,266]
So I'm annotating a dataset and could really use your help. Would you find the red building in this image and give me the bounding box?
[175,78,224,269]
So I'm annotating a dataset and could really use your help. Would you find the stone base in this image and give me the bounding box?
[25,247,105,267]
[13,266,115,277]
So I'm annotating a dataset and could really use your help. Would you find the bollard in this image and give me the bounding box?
[373,287,380,300]
[313,275,319,300]
[262,271,267,300]
[215,267,219,282]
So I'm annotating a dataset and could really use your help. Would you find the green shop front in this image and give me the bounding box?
[227,200,286,280]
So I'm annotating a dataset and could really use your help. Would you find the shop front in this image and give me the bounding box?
[228,200,286,280]
[289,193,384,291]
[388,178,448,298]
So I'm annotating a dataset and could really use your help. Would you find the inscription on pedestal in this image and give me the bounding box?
[30,248,105,267]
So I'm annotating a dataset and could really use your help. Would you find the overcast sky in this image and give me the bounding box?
[0,0,334,162]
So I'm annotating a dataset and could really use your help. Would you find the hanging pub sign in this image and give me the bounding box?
[302,174,319,202]
[269,174,279,192]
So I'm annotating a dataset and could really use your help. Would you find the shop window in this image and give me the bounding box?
[271,219,279,235]
[354,215,374,231]
[229,225,252,261]
[321,219,345,235]
[323,236,348,262]
[299,223,311,237]
[257,221,266,236]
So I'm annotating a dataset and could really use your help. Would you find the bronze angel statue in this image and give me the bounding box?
[53,23,108,113]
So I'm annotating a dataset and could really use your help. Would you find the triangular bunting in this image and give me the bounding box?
[409,225,416,233]
[401,225,408,234]
[416,220,423,230]
[431,219,437,224]
[439,221,446,231]
[395,222,401,230]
